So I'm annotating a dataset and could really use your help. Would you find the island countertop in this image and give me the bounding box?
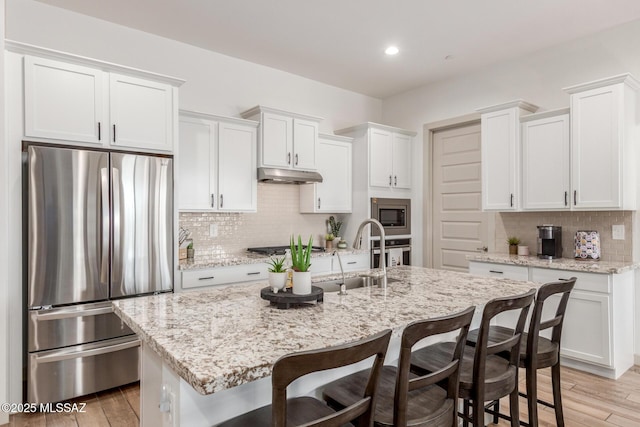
[112,266,538,396]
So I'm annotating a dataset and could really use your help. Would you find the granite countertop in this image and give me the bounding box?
[112,266,539,396]
[468,253,640,274]
[178,248,368,271]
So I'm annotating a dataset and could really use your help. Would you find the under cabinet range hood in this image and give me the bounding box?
[257,167,323,184]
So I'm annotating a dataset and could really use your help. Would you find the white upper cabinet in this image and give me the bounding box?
[109,74,173,152]
[478,100,538,211]
[300,134,353,213]
[22,51,182,153]
[521,109,570,210]
[24,56,105,144]
[178,111,258,212]
[241,106,322,171]
[336,123,415,191]
[564,74,639,210]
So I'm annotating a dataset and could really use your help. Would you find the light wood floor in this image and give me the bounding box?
[8,365,640,426]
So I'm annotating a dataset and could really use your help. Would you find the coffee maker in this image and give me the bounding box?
[537,225,562,259]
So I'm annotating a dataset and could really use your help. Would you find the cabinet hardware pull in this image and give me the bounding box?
[389,175,392,186]
[394,175,397,186]
[476,246,488,252]
[220,194,224,208]
[347,261,357,265]
[113,124,116,142]
[564,191,568,206]
[247,272,260,276]
[318,198,321,209]
[198,276,214,280]
[295,154,299,165]
[574,190,577,206]
[287,152,291,164]
[98,122,101,141]
[211,194,215,208]
[558,278,571,281]
[510,193,514,207]
[489,270,504,274]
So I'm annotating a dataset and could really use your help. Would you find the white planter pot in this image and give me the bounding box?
[268,272,287,292]
[292,271,312,295]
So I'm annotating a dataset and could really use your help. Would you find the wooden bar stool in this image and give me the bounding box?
[322,306,476,427]
[216,329,392,427]
[410,289,536,427]
[466,278,576,427]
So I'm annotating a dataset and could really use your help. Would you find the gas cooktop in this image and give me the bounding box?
[246,245,326,256]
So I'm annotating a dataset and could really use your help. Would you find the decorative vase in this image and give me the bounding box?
[292,271,312,295]
[326,240,333,250]
[268,272,287,292]
[509,245,517,255]
[337,240,348,249]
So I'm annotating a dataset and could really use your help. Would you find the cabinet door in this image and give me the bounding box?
[109,74,173,152]
[217,122,257,212]
[261,112,292,168]
[178,118,216,210]
[293,118,318,170]
[392,133,412,189]
[369,128,393,188]
[481,109,518,210]
[521,114,570,210]
[24,56,105,144]
[315,140,352,212]
[571,85,622,209]
[560,290,611,366]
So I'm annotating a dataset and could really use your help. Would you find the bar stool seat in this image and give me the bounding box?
[467,327,560,367]
[323,306,476,427]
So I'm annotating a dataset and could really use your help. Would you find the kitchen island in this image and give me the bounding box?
[113,266,538,426]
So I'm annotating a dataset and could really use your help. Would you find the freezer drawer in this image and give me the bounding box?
[28,336,140,404]
[28,301,134,352]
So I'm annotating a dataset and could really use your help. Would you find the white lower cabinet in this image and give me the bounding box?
[469,260,634,378]
[337,253,370,272]
[181,264,269,290]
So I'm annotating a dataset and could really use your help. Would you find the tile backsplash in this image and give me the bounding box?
[179,183,333,262]
[496,211,633,263]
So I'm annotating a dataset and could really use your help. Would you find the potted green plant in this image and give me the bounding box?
[267,256,287,292]
[325,233,335,249]
[290,235,313,294]
[507,237,521,255]
[328,216,342,241]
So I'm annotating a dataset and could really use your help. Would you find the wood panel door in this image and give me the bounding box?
[433,123,489,271]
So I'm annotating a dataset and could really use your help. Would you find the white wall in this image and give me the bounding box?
[0,0,8,424]
[381,18,640,269]
[3,0,383,404]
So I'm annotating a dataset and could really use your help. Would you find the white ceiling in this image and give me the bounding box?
[36,0,640,98]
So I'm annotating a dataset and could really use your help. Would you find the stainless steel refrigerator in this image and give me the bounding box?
[24,144,173,404]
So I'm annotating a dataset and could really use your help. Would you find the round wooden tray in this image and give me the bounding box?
[260,286,324,309]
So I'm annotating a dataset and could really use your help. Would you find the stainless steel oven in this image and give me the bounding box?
[372,238,411,268]
[371,197,411,236]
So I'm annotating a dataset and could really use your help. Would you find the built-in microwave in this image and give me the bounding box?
[370,197,411,236]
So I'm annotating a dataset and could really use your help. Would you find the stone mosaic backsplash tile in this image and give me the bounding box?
[496,211,633,263]
[179,183,335,263]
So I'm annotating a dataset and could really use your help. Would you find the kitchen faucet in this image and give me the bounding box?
[332,250,347,295]
[353,218,387,287]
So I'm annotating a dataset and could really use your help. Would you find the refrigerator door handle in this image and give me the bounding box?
[112,167,121,287]
[32,305,113,321]
[31,339,140,364]
[100,167,110,285]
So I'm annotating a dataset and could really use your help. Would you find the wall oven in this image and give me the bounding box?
[372,238,411,268]
[371,197,411,236]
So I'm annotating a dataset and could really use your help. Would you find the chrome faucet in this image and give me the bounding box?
[353,218,387,287]
[333,250,347,295]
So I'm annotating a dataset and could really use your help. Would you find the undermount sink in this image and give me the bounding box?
[314,276,400,292]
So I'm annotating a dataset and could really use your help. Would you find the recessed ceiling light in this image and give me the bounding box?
[385,46,399,56]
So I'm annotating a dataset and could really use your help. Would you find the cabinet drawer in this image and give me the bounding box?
[468,262,529,281]
[530,268,610,293]
[182,263,268,289]
[338,253,370,272]
[310,257,333,276]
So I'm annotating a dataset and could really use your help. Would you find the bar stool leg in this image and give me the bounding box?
[493,400,500,424]
[526,366,539,427]
[473,398,485,427]
[551,363,565,427]
[463,398,470,427]
[509,387,520,427]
